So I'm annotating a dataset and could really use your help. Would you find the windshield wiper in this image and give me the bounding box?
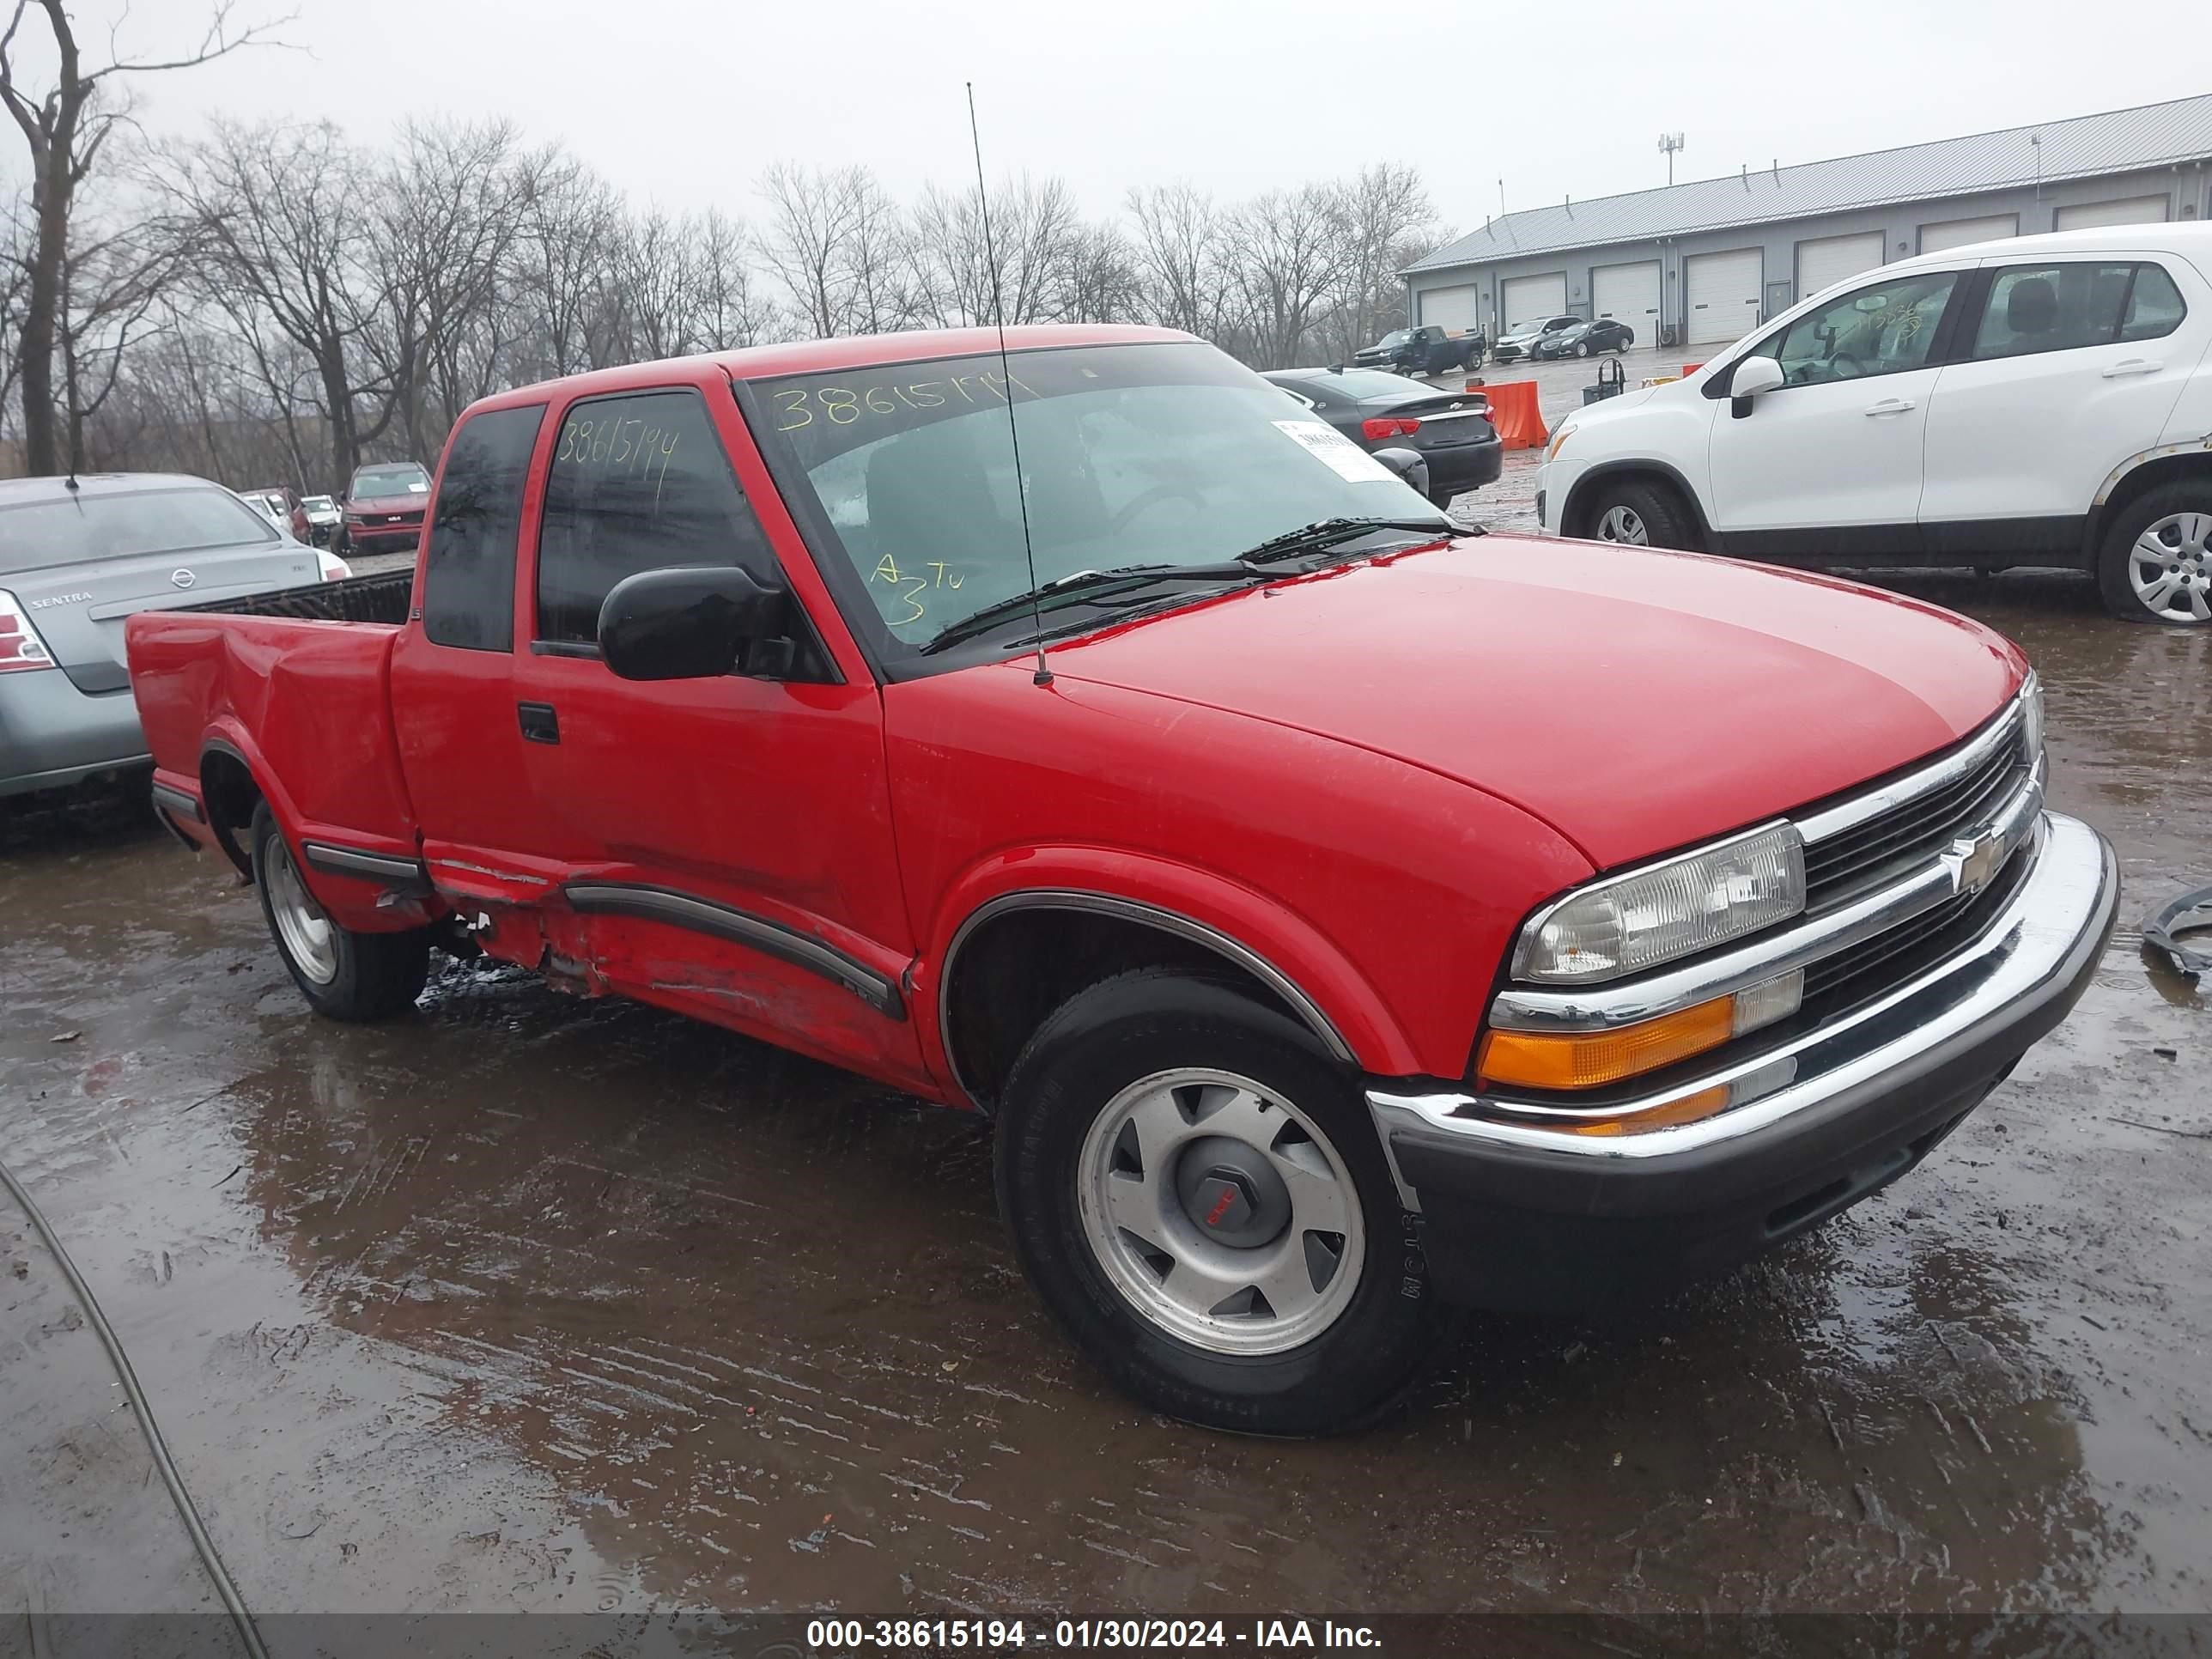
[1237,515,1459,564]
[918,562,1255,655]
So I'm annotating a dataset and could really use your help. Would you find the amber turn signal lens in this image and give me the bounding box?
[1560,1084,1733,1137]
[1478,996,1735,1091]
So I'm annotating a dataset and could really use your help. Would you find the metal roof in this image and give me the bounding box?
[1406,93,2212,274]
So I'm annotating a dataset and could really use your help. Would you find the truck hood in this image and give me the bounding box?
[1042,536,2024,870]
[347,492,428,515]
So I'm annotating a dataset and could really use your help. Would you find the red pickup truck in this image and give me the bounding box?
[126,325,2117,1435]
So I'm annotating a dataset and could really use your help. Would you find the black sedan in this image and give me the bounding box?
[1530,317,1636,360]
[1260,367,1501,508]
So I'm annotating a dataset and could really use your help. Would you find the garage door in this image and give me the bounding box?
[1418,283,1480,334]
[1591,261,1660,337]
[1918,213,2017,254]
[1498,272,1566,333]
[2054,194,2169,232]
[1795,231,1885,301]
[1684,247,1763,345]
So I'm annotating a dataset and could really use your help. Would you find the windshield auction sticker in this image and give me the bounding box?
[1272,419,1397,483]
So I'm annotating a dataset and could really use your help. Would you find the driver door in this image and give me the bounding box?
[508,378,929,1091]
[1705,268,1964,552]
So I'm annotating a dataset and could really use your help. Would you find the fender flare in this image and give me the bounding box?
[2085,434,2212,551]
[1558,458,1717,545]
[198,726,296,875]
[924,849,1422,1105]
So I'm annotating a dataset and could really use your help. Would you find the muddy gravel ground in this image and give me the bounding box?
[5,420,2211,1629]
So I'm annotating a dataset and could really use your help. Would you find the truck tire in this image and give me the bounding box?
[2095,479,2212,625]
[250,803,429,1020]
[1578,476,1698,550]
[994,969,1443,1436]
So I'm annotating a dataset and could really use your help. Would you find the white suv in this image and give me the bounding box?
[1538,224,2212,624]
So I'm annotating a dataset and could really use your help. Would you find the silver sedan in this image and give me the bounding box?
[1,473,348,801]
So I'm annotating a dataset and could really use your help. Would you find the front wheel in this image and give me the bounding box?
[2097,481,2212,624]
[1580,477,1698,550]
[250,804,429,1019]
[994,970,1442,1436]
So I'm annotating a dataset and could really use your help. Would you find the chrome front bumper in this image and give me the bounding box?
[1369,810,2118,1202]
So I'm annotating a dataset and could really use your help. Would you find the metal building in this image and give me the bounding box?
[1403,94,2212,349]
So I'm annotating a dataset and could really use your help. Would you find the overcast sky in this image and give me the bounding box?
[13,0,2210,242]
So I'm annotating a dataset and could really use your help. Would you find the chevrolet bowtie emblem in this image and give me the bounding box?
[1948,830,2004,896]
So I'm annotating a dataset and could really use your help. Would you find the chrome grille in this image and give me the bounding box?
[1802,845,2033,1013]
[1802,710,2030,909]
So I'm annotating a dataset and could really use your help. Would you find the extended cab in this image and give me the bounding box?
[127,325,2117,1435]
[1354,324,1485,378]
[1539,223,2212,624]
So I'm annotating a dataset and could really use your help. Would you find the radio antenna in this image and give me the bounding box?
[966,82,1050,687]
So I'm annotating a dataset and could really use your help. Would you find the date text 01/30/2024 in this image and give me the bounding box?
[802,1618,1383,1650]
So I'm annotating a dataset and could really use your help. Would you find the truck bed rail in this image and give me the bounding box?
[175,568,412,625]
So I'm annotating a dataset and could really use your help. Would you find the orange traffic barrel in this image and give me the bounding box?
[1469,379,1548,451]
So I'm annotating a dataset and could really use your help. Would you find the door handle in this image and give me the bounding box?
[2102,358,2163,378]
[1863,397,1916,416]
[517,702,560,744]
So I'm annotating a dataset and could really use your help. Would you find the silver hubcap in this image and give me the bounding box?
[1596,504,1649,544]
[1077,1068,1364,1356]
[264,836,338,984]
[2130,512,2212,623]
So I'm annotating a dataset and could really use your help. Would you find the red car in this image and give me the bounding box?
[337,460,432,556]
[243,483,313,544]
[125,325,2116,1435]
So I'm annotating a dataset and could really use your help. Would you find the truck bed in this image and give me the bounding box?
[173,567,415,624]
[125,570,420,860]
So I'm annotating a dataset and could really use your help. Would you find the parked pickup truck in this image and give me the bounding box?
[127,324,2118,1436]
[1354,324,1485,378]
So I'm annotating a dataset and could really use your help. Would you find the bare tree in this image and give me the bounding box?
[1319,163,1436,362]
[55,184,184,471]
[1224,184,1348,369]
[688,208,776,349]
[364,117,525,462]
[1059,222,1143,325]
[506,143,622,381]
[1,0,289,475]
[147,118,386,488]
[908,173,1088,330]
[758,161,857,337]
[1126,183,1228,339]
[756,161,910,337]
[1,182,30,437]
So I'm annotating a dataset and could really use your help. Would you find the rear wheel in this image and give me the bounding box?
[994,970,1442,1436]
[250,804,429,1019]
[2097,481,2212,625]
[1580,477,1698,550]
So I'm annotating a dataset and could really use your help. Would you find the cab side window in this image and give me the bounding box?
[422,403,545,651]
[1771,271,1958,387]
[535,387,780,646]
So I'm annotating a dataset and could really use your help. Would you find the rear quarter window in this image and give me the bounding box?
[422,404,546,651]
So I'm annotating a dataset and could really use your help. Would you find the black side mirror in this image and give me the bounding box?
[1371,446,1430,499]
[599,565,787,681]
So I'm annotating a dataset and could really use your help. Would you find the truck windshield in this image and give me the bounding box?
[0,486,278,574]
[1372,330,1413,348]
[752,341,1437,655]
[352,465,429,496]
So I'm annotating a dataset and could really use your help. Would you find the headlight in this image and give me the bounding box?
[2020,672,2043,760]
[1546,423,1578,462]
[1512,822,1807,984]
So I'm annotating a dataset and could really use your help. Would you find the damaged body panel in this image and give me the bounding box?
[124,324,2118,1434]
